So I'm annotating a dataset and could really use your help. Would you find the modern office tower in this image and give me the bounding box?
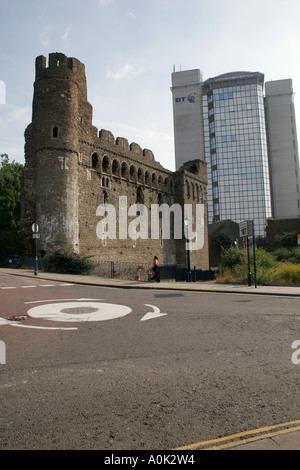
[171,70,276,236]
[171,69,205,170]
[265,79,300,219]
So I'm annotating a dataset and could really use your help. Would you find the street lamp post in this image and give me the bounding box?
[184,215,192,283]
[31,222,39,276]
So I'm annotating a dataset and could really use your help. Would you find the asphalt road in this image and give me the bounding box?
[0,272,300,450]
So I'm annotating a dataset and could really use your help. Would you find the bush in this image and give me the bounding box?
[275,231,298,248]
[274,246,300,264]
[220,247,244,268]
[268,263,300,284]
[218,247,278,285]
[45,246,95,275]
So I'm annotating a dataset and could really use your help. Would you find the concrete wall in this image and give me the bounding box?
[265,79,300,219]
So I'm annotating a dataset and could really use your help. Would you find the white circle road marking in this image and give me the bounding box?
[27,302,132,323]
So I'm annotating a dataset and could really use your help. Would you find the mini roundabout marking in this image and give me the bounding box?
[0,299,167,331]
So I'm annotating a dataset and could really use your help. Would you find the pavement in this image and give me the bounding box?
[1,266,300,450]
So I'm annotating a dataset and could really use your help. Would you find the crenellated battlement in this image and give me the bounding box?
[97,129,156,163]
[35,52,86,81]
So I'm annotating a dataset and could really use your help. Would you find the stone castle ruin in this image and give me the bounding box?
[21,53,209,271]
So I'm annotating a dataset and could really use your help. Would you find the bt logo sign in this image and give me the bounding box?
[176,92,199,104]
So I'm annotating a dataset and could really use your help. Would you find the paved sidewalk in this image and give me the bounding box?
[230,429,300,450]
[1,267,300,297]
[1,267,300,450]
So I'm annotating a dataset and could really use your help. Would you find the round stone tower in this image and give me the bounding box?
[22,52,92,255]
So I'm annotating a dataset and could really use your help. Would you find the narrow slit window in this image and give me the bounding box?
[53,126,58,138]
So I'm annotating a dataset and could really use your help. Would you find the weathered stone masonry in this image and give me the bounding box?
[21,53,209,270]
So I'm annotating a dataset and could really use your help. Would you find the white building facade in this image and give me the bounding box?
[265,79,300,219]
[171,70,300,236]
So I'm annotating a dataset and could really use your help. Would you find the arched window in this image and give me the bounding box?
[191,182,195,200]
[170,180,174,194]
[102,155,110,173]
[136,186,144,204]
[52,126,58,139]
[121,162,129,180]
[186,180,190,199]
[152,172,157,189]
[130,165,137,182]
[158,175,163,190]
[92,152,99,169]
[145,170,150,186]
[196,184,200,202]
[112,159,120,177]
[138,168,144,184]
[103,190,108,204]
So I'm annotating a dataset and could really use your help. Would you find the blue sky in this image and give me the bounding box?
[1,0,300,170]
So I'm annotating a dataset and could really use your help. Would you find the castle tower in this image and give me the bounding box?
[22,53,92,255]
[21,53,210,272]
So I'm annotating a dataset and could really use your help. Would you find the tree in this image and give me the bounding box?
[0,154,24,232]
[0,154,24,264]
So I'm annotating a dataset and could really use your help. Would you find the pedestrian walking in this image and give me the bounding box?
[151,255,160,283]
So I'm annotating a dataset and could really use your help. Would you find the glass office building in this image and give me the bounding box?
[171,70,273,236]
[202,72,272,236]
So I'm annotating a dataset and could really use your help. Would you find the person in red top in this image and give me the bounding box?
[151,255,160,283]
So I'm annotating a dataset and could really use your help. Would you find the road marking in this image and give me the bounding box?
[173,419,300,450]
[0,283,75,290]
[25,298,104,304]
[140,304,168,322]
[0,316,77,331]
[27,301,132,322]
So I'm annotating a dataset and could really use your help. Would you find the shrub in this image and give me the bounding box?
[46,246,95,275]
[275,231,298,248]
[268,263,300,284]
[217,248,277,285]
[274,247,293,261]
[274,246,300,264]
[290,246,300,264]
[220,247,244,269]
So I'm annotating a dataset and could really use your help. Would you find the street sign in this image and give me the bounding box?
[239,220,254,238]
[32,223,39,233]
[32,234,40,239]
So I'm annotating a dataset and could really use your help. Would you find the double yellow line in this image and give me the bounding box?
[174,420,300,450]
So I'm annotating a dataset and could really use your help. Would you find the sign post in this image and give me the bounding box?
[239,220,257,288]
[31,222,39,276]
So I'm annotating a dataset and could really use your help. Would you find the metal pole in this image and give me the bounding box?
[253,223,257,288]
[186,226,191,283]
[247,236,251,286]
[34,222,38,276]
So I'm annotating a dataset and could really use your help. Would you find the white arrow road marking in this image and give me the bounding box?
[140,304,168,322]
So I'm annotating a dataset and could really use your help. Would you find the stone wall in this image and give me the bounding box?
[21,53,210,271]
